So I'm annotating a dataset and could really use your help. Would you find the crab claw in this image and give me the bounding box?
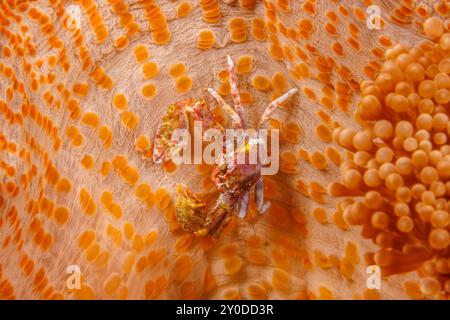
[175,183,207,234]
[198,193,236,237]
[153,100,190,164]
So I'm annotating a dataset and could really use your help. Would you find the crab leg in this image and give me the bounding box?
[153,147,167,163]
[261,201,271,214]
[207,88,243,128]
[259,88,298,127]
[255,178,264,212]
[237,191,250,218]
[227,55,246,128]
[255,179,271,214]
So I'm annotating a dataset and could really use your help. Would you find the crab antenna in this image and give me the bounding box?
[207,88,243,128]
[227,55,246,128]
[259,88,298,127]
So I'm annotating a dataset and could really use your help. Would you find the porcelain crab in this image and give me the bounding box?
[153,56,297,236]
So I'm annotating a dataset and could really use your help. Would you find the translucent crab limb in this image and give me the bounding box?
[207,88,243,128]
[260,201,271,214]
[255,179,270,214]
[255,178,264,213]
[237,191,250,218]
[259,88,298,127]
[227,55,246,127]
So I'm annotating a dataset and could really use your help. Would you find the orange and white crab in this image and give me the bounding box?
[153,56,298,237]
